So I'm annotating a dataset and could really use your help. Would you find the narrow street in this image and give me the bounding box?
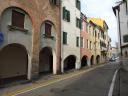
[9,63,119,96]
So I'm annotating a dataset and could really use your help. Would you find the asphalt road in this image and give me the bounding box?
[17,63,119,96]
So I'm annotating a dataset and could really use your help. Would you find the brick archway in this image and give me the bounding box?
[39,47,53,74]
[0,43,28,84]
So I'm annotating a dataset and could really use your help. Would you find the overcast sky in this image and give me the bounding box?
[81,0,118,47]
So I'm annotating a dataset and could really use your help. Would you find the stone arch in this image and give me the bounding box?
[0,43,28,84]
[64,55,76,71]
[0,6,33,52]
[0,6,34,26]
[81,55,88,67]
[40,20,56,36]
[39,47,55,74]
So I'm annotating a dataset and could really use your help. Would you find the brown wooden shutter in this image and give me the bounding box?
[56,0,60,6]
[45,23,52,37]
[12,10,25,28]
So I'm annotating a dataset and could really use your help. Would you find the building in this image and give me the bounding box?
[0,0,61,85]
[111,47,119,58]
[88,18,109,63]
[107,37,112,59]
[80,14,102,66]
[61,0,81,72]
[113,0,128,57]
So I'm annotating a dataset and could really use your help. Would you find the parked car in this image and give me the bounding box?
[109,57,116,62]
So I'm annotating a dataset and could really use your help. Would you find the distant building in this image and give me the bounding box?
[88,18,109,63]
[107,36,112,59]
[111,47,119,58]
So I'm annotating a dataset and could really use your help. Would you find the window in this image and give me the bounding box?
[90,41,92,50]
[123,35,128,43]
[76,37,79,47]
[76,0,81,10]
[63,32,67,44]
[63,7,70,22]
[45,23,52,37]
[95,30,97,37]
[88,25,91,33]
[98,33,100,38]
[49,0,60,6]
[80,37,84,48]
[87,39,88,49]
[126,1,128,14]
[12,10,25,28]
[76,18,81,29]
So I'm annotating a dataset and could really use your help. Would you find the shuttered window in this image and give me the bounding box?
[90,41,92,50]
[12,10,25,28]
[45,23,52,37]
[63,32,67,44]
[76,37,79,47]
[76,0,81,10]
[63,7,70,22]
[123,35,128,43]
[49,0,60,6]
[76,18,81,29]
[87,39,88,49]
[80,37,84,48]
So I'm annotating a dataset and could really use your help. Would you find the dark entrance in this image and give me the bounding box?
[125,51,128,57]
[90,55,94,65]
[0,44,28,85]
[64,55,76,71]
[81,56,88,67]
[96,55,100,64]
[39,47,53,74]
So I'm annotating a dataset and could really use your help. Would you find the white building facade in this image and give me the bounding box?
[113,0,128,57]
[61,0,81,72]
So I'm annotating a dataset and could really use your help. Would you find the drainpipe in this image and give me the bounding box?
[118,7,123,56]
[60,0,63,73]
[58,0,62,74]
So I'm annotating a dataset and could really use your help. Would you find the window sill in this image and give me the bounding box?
[43,34,55,40]
[8,25,29,34]
[63,19,70,23]
[63,43,68,45]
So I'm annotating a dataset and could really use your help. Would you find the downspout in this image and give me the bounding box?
[60,0,63,73]
[59,0,62,74]
[118,7,122,56]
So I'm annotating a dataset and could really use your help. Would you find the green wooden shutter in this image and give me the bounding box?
[63,32,67,44]
[67,11,70,22]
[76,37,79,47]
[79,19,82,29]
[63,7,66,20]
[76,18,78,27]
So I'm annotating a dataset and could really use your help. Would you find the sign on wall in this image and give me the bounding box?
[0,32,4,46]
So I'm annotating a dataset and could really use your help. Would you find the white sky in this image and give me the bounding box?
[81,0,118,47]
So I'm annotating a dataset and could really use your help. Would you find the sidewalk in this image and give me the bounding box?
[113,62,128,96]
[0,64,105,96]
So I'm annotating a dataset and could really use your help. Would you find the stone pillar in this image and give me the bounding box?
[88,59,91,67]
[76,60,81,70]
[31,23,40,79]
